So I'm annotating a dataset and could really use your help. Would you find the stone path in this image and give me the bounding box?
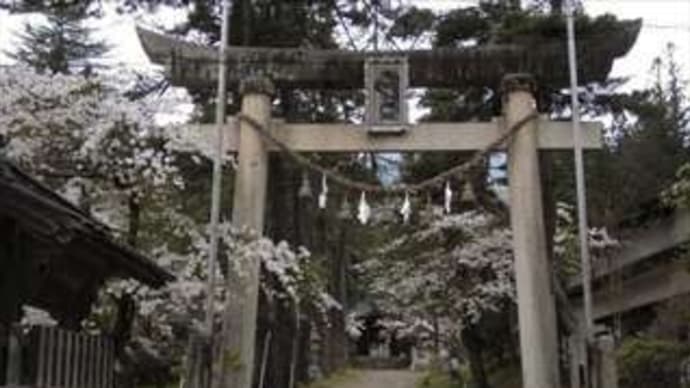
[334,369,421,388]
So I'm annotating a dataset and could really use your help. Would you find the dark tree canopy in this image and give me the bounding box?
[8,1,108,74]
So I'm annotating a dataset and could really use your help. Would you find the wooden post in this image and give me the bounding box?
[569,334,581,388]
[593,333,617,388]
[504,74,560,388]
[569,329,587,388]
[221,76,273,388]
[6,324,21,385]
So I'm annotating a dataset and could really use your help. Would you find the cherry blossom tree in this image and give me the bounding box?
[357,204,617,385]
[0,65,183,242]
[554,202,619,281]
[85,213,338,385]
[357,209,512,386]
[1,65,339,384]
[360,210,513,338]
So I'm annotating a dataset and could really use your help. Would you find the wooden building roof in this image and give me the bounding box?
[0,158,173,324]
[136,19,641,91]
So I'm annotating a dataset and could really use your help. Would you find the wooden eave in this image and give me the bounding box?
[136,19,641,90]
[0,159,174,288]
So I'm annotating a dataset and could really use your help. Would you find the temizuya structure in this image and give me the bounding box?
[137,18,640,388]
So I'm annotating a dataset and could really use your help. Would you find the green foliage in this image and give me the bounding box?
[587,44,689,228]
[616,297,690,388]
[494,12,622,43]
[298,369,356,388]
[663,163,690,210]
[434,7,491,47]
[0,0,99,12]
[413,4,639,220]
[230,1,338,48]
[223,349,243,371]
[648,297,690,343]
[146,0,341,48]
[139,384,177,388]
[417,368,468,388]
[618,337,690,388]
[9,1,108,74]
[432,1,621,48]
[388,6,436,41]
[487,364,522,388]
[417,370,453,388]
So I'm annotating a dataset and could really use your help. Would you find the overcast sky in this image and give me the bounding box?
[1,0,688,91]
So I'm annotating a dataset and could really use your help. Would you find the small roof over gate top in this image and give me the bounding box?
[136,19,640,91]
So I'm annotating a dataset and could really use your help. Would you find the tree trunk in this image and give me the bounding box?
[540,153,557,273]
[118,194,141,387]
[550,0,563,14]
[127,194,140,248]
[462,324,490,388]
[113,294,136,388]
[333,217,350,368]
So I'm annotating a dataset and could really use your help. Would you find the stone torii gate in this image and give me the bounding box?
[228,74,602,388]
[137,24,638,388]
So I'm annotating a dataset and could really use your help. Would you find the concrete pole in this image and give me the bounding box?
[206,0,232,335]
[504,74,560,388]
[221,76,273,388]
[566,0,594,344]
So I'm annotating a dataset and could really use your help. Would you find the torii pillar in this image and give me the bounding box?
[219,76,273,388]
[504,74,560,387]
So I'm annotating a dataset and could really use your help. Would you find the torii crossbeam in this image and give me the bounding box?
[136,21,640,90]
[136,23,639,388]
[189,117,601,153]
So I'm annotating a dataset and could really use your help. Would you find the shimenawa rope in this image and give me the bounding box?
[236,111,539,194]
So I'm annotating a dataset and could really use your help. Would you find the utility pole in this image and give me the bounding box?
[206,0,232,337]
[566,0,594,385]
[372,0,379,51]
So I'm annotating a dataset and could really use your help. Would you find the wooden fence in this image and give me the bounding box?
[181,334,213,388]
[2,326,115,388]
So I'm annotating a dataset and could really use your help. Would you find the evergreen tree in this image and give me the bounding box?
[587,44,690,228]
[9,1,108,74]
